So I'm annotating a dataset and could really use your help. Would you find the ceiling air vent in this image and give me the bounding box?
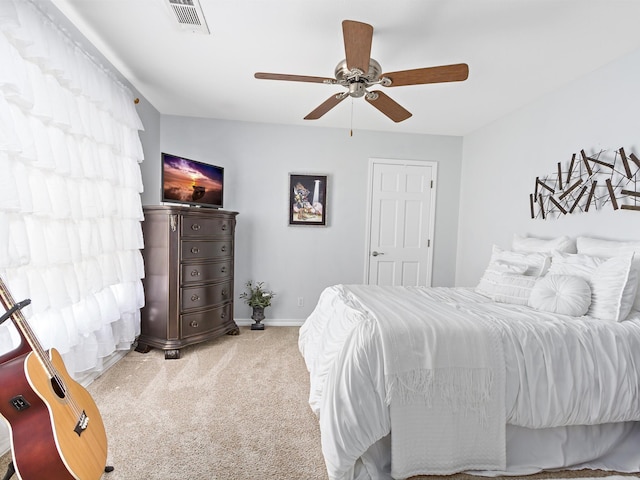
[166,0,210,34]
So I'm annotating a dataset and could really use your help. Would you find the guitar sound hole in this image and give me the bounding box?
[50,376,66,399]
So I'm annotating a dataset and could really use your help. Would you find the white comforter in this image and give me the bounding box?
[299,285,640,480]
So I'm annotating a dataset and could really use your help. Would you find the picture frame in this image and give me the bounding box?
[289,174,327,226]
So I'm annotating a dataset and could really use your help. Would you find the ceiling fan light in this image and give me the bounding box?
[349,82,367,98]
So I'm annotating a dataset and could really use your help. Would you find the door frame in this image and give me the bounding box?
[363,157,438,286]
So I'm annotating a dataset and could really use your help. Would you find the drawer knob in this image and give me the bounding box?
[221,289,228,297]
[220,266,227,273]
[191,294,200,302]
[220,245,227,252]
[220,312,226,319]
[191,223,201,231]
[189,320,199,328]
[191,247,200,254]
[190,269,200,277]
[221,224,227,231]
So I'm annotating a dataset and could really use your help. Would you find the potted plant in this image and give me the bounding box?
[239,281,275,330]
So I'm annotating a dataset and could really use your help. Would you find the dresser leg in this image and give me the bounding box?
[227,325,240,335]
[135,343,152,354]
[164,349,181,360]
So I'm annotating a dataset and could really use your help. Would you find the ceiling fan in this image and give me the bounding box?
[255,20,469,123]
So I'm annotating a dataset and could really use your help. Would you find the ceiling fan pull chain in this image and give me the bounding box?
[350,97,354,137]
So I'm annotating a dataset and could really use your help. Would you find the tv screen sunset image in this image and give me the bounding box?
[163,155,223,207]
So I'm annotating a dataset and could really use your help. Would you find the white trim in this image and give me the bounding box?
[76,349,130,387]
[364,157,438,286]
[235,318,305,327]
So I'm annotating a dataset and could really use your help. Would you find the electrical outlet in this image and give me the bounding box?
[297,297,304,307]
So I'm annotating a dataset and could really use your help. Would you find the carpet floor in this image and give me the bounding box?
[0,326,327,480]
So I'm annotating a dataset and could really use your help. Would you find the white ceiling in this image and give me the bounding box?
[51,0,640,136]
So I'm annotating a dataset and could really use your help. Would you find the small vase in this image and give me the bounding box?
[251,306,265,330]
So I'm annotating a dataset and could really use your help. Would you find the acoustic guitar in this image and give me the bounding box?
[0,276,108,480]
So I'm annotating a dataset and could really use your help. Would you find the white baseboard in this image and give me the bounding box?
[76,349,130,387]
[235,318,305,327]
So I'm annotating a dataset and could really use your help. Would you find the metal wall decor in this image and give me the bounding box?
[530,147,640,219]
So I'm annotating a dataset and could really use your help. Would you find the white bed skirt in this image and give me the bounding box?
[351,422,640,480]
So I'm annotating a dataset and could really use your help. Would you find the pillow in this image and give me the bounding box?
[476,263,526,299]
[547,252,603,279]
[577,237,640,311]
[576,237,640,259]
[547,252,637,321]
[487,245,551,276]
[529,275,591,316]
[589,254,637,321]
[512,234,576,254]
[476,245,550,299]
[490,273,538,305]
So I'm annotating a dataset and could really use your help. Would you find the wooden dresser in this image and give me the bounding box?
[137,205,239,359]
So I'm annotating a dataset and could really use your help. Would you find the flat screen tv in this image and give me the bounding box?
[161,152,224,209]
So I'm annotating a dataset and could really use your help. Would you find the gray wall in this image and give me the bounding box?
[139,117,463,322]
[457,47,640,287]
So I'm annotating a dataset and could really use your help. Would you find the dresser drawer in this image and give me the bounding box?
[181,240,232,261]
[181,281,232,311]
[181,260,232,285]
[181,304,232,339]
[181,215,234,237]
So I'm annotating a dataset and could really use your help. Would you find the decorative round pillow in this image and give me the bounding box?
[528,275,592,317]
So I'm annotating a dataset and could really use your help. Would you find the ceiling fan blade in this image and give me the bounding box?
[304,93,347,120]
[342,20,373,73]
[255,72,334,84]
[382,63,469,87]
[365,91,412,123]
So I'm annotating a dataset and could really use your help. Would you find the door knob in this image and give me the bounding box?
[372,251,385,257]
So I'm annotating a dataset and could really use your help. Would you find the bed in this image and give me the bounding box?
[298,235,640,480]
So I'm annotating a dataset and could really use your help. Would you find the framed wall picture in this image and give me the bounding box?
[289,174,327,226]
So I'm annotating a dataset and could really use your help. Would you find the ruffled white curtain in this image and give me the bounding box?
[0,0,145,379]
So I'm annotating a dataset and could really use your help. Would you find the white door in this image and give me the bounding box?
[365,158,437,286]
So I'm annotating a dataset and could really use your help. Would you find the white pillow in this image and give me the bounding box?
[476,264,524,297]
[548,252,603,279]
[589,255,638,321]
[477,245,550,299]
[487,245,551,276]
[548,252,637,321]
[577,236,640,311]
[512,234,576,254]
[490,273,538,305]
[529,275,591,316]
[576,237,640,259]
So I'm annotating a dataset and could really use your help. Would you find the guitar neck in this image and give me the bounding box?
[0,277,48,371]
